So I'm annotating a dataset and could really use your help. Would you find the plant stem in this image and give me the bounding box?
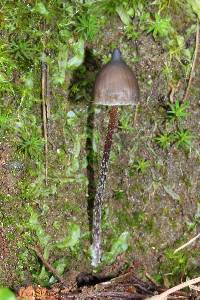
[41,61,49,186]
[183,20,199,102]
[29,245,64,282]
[92,106,118,267]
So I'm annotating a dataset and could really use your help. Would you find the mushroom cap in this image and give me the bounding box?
[94,48,140,106]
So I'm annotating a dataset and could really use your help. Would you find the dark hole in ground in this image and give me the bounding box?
[68,48,102,237]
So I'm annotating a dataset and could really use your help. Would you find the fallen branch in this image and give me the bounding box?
[174,232,200,254]
[183,20,199,102]
[29,245,64,282]
[146,276,200,300]
[189,284,200,292]
[86,291,146,299]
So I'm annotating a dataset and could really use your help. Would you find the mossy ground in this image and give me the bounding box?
[0,0,200,290]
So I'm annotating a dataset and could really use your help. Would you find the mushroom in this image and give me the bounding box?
[92,48,140,267]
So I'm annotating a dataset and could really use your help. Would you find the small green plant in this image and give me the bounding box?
[26,206,52,285]
[118,111,133,131]
[0,113,15,138]
[75,14,100,41]
[10,40,37,61]
[186,202,200,231]
[162,61,174,80]
[131,158,150,174]
[98,0,118,16]
[102,231,129,265]
[124,9,150,40]
[124,23,139,40]
[153,0,185,13]
[188,0,200,20]
[154,99,192,151]
[116,0,148,39]
[147,13,172,39]
[155,132,172,149]
[56,223,81,254]
[156,248,187,284]
[25,208,80,285]
[167,34,191,64]
[167,100,189,121]
[18,130,44,160]
[174,129,193,149]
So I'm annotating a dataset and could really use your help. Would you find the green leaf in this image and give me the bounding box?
[147,14,172,39]
[188,0,200,20]
[0,288,16,300]
[155,132,172,149]
[53,39,84,84]
[167,100,189,121]
[53,44,68,85]
[56,223,81,251]
[37,265,50,285]
[67,39,85,70]
[102,232,129,264]
[174,129,193,149]
[49,258,69,284]
[116,5,131,25]
[54,257,69,274]
[0,73,7,83]
[28,209,50,247]
[33,2,49,16]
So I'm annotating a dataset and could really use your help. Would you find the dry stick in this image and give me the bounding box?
[169,80,181,103]
[45,63,50,120]
[92,107,118,267]
[88,291,146,299]
[133,103,139,125]
[183,20,199,102]
[174,232,200,254]
[190,284,200,292]
[41,61,49,186]
[145,272,159,287]
[146,276,200,300]
[29,245,64,282]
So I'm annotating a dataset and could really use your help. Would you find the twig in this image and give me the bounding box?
[169,80,181,103]
[189,284,200,292]
[183,20,199,102]
[146,276,200,300]
[133,103,139,126]
[174,232,200,254]
[87,291,146,299]
[29,245,64,282]
[145,272,159,287]
[41,61,49,186]
[110,271,134,284]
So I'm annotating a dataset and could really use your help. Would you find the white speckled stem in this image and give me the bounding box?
[92,106,118,267]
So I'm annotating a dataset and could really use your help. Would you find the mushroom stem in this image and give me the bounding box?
[92,106,118,267]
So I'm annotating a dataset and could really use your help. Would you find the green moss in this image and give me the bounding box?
[156,247,199,285]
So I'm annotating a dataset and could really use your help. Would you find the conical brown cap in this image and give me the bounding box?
[94,48,139,106]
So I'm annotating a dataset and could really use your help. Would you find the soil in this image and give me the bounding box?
[14,269,200,299]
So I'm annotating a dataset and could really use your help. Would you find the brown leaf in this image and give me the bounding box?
[35,287,47,299]
[17,285,35,300]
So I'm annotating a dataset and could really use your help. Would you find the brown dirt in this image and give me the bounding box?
[15,269,199,300]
